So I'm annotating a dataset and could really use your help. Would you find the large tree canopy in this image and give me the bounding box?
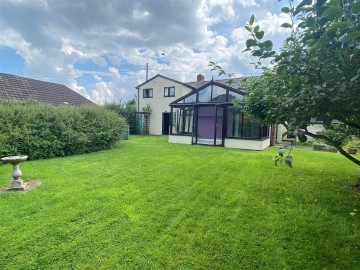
[212,0,360,169]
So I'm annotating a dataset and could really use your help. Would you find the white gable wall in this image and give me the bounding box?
[137,76,193,135]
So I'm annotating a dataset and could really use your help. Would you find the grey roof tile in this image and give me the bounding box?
[0,73,95,106]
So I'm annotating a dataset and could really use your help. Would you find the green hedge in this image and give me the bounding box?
[0,100,126,160]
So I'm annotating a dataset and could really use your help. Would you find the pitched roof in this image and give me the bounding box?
[0,73,95,106]
[135,74,195,90]
[185,77,245,90]
[170,79,246,105]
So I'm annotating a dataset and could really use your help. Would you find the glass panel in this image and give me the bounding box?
[169,87,175,96]
[184,93,197,103]
[198,86,212,103]
[164,87,175,97]
[261,125,269,138]
[192,108,198,144]
[227,107,242,138]
[184,107,193,134]
[243,117,260,138]
[171,107,193,134]
[174,99,184,104]
[197,106,215,143]
[172,108,181,133]
[228,91,244,102]
[215,107,224,145]
[143,88,153,98]
[211,86,227,102]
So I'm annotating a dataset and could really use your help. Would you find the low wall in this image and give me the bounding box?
[168,135,192,144]
[224,138,270,150]
[169,135,270,150]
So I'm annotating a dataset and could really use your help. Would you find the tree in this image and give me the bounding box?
[103,98,137,134]
[211,0,360,182]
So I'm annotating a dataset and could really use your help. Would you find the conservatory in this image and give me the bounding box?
[169,80,270,150]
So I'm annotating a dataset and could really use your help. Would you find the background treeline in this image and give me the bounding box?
[0,100,126,160]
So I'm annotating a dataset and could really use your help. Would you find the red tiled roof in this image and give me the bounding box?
[0,73,95,106]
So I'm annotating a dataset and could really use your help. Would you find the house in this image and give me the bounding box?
[0,73,94,106]
[136,74,271,150]
[136,74,195,135]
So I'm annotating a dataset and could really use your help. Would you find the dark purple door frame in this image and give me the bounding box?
[192,105,225,146]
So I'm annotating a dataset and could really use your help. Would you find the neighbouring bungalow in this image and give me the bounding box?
[0,72,94,106]
[136,74,276,150]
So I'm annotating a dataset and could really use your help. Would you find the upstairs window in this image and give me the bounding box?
[164,86,175,97]
[143,88,153,98]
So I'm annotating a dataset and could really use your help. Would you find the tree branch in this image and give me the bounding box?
[304,128,360,166]
[337,118,360,130]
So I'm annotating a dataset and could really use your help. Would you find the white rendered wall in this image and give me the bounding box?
[168,135,192,144]
[277,124,325,143]
[307,124,325,136]
[137,77,193,135]
[224,138,270,150]
[169,135,270,150]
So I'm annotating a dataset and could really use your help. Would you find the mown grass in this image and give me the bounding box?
[0,136,359,269]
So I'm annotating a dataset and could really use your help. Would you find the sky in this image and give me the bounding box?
[0,0,292,104]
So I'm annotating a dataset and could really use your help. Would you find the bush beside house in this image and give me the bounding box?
[103,99,137,134]
[0,100,126,160]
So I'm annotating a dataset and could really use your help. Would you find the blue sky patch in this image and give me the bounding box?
[0,47,25,75]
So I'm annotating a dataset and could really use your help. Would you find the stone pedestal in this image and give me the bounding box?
[1,155,28,191]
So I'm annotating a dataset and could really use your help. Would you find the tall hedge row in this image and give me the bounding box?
[0,100,126,160]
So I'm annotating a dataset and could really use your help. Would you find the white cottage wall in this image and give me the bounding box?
[137,76,193,135]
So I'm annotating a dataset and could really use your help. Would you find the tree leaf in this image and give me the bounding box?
[346,31,360,41]
[281,7,291,13]
[352,1,360,14]
[327,21,349,31]
[322,7,343,19]
[285,156,293,168]
[326,0,340,7]
[297,22,307,29]
[351,74,359,82]
[246,39,257,48]
[281,23,293,28]
[252,50,263,57]
[306,17,316,28]
[278,148,287,157]
[255,30,265,40]
[249,15,255,25]
[298,133,307,143]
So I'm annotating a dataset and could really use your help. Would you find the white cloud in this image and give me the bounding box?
[258,12,292,36]
[69,80,91,100]
[236,0,258,8]
[91,81,114,105]
[0,0,290,103]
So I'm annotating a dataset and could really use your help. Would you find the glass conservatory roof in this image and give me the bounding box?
[170,81,245,106]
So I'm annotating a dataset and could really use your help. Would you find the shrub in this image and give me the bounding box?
[103,99,137,134]
[0,100,126,160]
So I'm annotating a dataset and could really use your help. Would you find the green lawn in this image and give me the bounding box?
[0,136,359,269]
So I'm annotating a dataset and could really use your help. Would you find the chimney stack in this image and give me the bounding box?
[197,74,205,82]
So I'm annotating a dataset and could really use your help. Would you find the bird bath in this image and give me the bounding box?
[1,155,28,191]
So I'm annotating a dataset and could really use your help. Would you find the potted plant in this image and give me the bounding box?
[348,144,359,155]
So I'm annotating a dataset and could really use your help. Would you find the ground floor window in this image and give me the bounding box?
[172,107,193,134]
[227,107,268,139]
[171,106,268,140]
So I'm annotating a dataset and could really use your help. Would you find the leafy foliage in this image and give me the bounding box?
[0,99,126,160]
[273,145,294,167]
[103,98,137,134]
[211,0,360,168]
